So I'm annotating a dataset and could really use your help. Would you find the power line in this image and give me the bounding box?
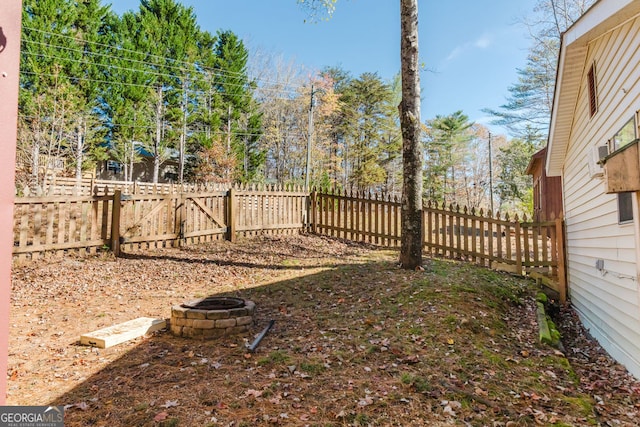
[22,26,307,91]
[20,44,303,97]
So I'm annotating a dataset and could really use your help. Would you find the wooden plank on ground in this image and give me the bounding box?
[80,317,166,349]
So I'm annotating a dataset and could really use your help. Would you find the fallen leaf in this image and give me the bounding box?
[358,397,373,407]
[244,389,263,398]
[154,411,169,422]
[269,394,282,404]
[474,387,488,396]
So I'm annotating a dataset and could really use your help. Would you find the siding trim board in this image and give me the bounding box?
[546,0,640,379]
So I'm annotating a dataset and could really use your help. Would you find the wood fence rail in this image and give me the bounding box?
[27,176,233,196]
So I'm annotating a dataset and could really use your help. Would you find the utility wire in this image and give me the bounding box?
[20,47,304,96]
[23,26,308,90]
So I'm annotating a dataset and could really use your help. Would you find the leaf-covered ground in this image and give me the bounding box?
[8,234,640,426]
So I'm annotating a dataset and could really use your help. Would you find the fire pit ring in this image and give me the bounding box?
[170,297,255,339]
[181,296,246,311]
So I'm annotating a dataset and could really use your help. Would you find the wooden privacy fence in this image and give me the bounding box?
[13,194,114,262]
[12,187,566,300]
[13,186,309,262]
[311,191,566,301]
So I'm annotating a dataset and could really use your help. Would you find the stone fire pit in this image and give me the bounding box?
[170,297,255,339]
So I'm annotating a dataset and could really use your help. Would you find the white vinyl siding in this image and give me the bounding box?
[561,16,640,379]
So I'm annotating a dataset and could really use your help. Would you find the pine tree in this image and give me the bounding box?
[213,30,263,183]
[484,0,596,137]
[496,128,543,213]
[425,111,473,204]
[341,72,395,192]
[134,0,202,183]
[102,10,156,181]
[68,0,112,184]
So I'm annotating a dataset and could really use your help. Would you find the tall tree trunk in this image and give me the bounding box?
[179,77,187,184]
[153,86,162,184]
[129,110,137,182]
[399,0,423,269]
[75,117,84,188]
[31,140,40,185]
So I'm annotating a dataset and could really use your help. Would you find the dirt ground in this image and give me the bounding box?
[7,234,640,426]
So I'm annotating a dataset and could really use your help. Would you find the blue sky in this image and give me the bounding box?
[108,0,538,136]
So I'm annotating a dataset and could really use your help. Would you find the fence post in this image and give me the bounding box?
[227,187,236,242]
[310,190,317,234]
[110,190,122,257]
[174,193,184,247]
[514,217,522,275]
[556,217,567,304]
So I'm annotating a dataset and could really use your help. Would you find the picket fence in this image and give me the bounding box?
[23,176,230,196]
[311,191,566,302]
[12,187,566,301]
[13,185,309,262]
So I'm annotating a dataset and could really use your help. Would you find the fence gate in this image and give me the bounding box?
[119,193,180,251]
[181,191,229,245]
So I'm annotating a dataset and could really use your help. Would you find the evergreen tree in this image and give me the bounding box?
[320,66,353,188]
[214,30,263,182]
[340,72,395,192]
[134,0,202,183]
[425,111,472,204]
[102,10,156,181]
[496,128,543,213]
[484,0,596,137]
[68,0,112,183]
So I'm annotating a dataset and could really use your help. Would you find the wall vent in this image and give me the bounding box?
[589,144,609,178]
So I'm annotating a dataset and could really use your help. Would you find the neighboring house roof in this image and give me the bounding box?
[546,0,640,176]
[526,147,547,176]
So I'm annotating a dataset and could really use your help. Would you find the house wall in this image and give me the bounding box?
[562,16,640,378]
[529,148,563,221]
[96,160,179,184]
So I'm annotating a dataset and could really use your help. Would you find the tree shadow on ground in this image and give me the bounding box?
[49,260,409,426]
[44,252,633,426]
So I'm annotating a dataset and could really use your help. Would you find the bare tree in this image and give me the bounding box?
[398,0,422,269]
